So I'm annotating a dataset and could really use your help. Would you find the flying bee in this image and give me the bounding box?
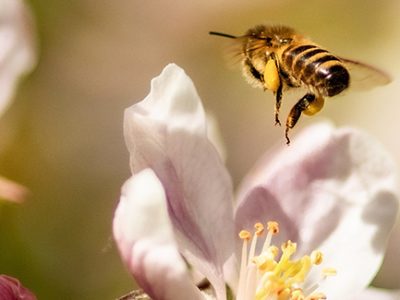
[209,25,391,144]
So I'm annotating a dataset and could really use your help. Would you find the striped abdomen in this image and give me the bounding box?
[281,44,350,97]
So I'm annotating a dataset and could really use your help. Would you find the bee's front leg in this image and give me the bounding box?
[274,83,283,126]
[263,55,283,126]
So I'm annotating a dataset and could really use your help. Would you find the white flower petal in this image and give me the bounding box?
[113,169,203,300]
[235,124,399,299]
[206,113,227,162]
[124,64,235,299]
[134,64,206,135]
[0,0,36,116]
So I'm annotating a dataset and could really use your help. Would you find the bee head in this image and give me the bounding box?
[246,25,297,48]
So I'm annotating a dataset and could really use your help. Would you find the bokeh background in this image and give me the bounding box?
[1,0,399,299]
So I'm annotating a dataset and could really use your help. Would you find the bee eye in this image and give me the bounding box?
[265,37,273,45]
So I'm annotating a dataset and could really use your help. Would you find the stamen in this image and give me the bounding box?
[249,224,263,265]
[322,268,337,277]
[311,251,323,265]
[237,230,251,300]
[275,240,297,274]
[291,288,305,300]
[244,264,257,300]
[236,221,335,300]
[306,292,327,300]
[267,221,279,234]
[239,230,252,241]
[303,282,319,296]
[262,221,279,253]
[255,222,265,236]
[278,288,291,300]
[252,246,278,272]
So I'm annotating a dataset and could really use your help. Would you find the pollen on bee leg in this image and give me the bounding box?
[264,59,280,92]
[303,95,324,116]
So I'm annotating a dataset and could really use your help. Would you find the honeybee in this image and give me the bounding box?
[209,25,391,144]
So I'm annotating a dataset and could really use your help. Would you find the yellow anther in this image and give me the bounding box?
[252,252,277,272]
[252,255,266,267]
[322,267,337,277]
[268,245,279,258]
[255,273,278,300]
[255,222,265,235]
[239,230,251,241]
[311,250,323,265]
[267,221,280,235]
[278,288,291,300]
[291,288,305,300]
[285,256,311,284]
[306,292,327,300]
[282,240,297,254]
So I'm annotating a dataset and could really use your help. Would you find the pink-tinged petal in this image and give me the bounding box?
[352,287,400,300]
[0,275,36,300]
[113,169,203,300]
[206,114,227,162]
[0,0,36,116]
[0,176,29,203]
[235,123,399,299]
[124,64,234,299]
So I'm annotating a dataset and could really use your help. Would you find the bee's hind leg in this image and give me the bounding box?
[285,93,324,145]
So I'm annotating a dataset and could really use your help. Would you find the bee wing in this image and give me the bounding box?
[339,57,392,91]
[221,35,268,67]
[211,36,245,69]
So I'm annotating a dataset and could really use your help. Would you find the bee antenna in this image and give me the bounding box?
[209,31,237,39]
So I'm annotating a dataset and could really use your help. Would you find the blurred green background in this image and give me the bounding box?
[0,0,399,299]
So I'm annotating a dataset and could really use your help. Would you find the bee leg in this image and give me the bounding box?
[285,93,316,145]
[271,53,283,126]
[274,83,283,126]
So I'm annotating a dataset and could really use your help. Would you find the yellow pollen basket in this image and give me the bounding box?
[303,95,324,116]
[237,221,335,300]
[264,59,280,92]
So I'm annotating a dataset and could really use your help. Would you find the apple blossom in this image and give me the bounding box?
[113,64,399,300]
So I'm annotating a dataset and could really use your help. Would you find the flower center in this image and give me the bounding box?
[236,221,335,300]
